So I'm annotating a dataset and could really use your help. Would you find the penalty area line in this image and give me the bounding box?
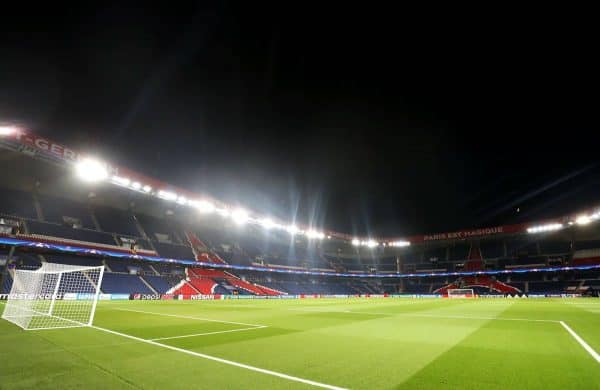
[90,325,347,390]
[150,325,268,341]
[114,308,265,328]
[560,321,600,364]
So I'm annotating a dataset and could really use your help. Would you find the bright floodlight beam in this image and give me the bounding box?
[287,225,300,235]
[366,240,378,248]
[0,126,18,136]
[76,158,109,182]
[232,209,249,225]
[196,200,216,214]
[576,215,591,225]
[260,218,275,229]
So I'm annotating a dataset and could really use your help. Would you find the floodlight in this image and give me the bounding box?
[260,218,275,229]
[196,200,215,213]
[158,190,178,201]
[576,215,591,225]
[306,230,318,238]
[142,185,152,193]
[131,182,141,190]
[365,240,378,248]
[351,239,360,246]
[216,208,230,217]
[76,158,109,182]
[232,209,249,224]
[527,223,563,234]
[0,126,17,136]
[287,225,300,235]
[111,176,130,187]
[306,230,325,239]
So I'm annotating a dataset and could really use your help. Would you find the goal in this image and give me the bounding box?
[1,262,104,330]
[447,288,475,298]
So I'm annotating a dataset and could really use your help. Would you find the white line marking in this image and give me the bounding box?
[91,325,346,390]
[560,321,600,364]
[288,308,559,323]
[150,325,268,341]
[114,308,265,328]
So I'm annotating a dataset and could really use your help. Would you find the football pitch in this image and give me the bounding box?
[1,298,599,389]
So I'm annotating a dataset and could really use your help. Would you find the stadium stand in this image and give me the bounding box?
[0,189,37,219]
[27,220,117,245]
[153,242,195,260]
[43,254,103,267]
[94,206,140,237]
[2,183,600,296]
[101,273,154,294]
[141,275,175,294]
[38,195,95,229]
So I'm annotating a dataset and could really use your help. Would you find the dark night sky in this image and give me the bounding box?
[1,3,598,237]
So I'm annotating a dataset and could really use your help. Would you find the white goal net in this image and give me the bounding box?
[1,262,104,330]
[447,288,475,298]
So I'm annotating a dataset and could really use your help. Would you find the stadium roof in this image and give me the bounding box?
[2,128,600,249]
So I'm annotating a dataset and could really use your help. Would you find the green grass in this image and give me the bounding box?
[1,298,599,389]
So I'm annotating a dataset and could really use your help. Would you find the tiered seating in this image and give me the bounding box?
[423,246,446,262]
[539,240,571,255]
[152,263,184,276]
[44,254,103,267]
[528,281,568,294]
[101,273,153,294]
[506,239,538,256]
[14,253,42,268]
[137,214,181,244]
[377,257,397,272]
[188,268,227,278]
[187,278,218,294]
[27,220,116,246]
[1,270,13,293]
[404,281,431,294]
[94,206,139,237]
[227,278,279,295]
[169,280,199,295]
[153,242,194,260]
[0,189,37,219]
[57,271,96,293]
[196,252,227,264]
[38,195,95,229]
[142,275,176,293]
[443,276,520,294]
[105,259,129,273]
[574,240,600,250]
[480,240,505,259]
[448,243,470,261]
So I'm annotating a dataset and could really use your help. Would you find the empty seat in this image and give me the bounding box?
[38,195,95,229]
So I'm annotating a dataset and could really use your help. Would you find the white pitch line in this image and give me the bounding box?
[560,321,600,364]
[287,308,560,323]
[151,325,268,341]
[91,325,347,390]
[114,308,265,328]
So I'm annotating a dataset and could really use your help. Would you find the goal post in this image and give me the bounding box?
[447,288,475,298]
[1,263,104,330]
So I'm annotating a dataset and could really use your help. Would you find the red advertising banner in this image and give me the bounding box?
[13,132,81,162]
